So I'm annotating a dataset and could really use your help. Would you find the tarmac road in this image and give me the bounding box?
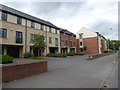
[2,53,118,88]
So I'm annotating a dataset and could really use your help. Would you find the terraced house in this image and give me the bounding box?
[60,29,76,54]
[76,27,107,54]
[0,4,60,58]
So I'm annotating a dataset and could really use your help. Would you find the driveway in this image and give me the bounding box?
[3,54,118,88]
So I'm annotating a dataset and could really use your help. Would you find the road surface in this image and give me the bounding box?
[2,53,118,88]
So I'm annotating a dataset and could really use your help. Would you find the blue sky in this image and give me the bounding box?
[1,0,119,40]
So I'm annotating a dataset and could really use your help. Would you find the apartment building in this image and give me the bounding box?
[60,29,76,53]
[76,27,107,54]
[0,4,60,58]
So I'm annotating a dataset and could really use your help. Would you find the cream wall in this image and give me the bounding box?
[0,12,61,56]
[0,21,25,46]
[76,27,97,39]
[98,36,102,54]
[0,11,1,20]
[7,14,17,24]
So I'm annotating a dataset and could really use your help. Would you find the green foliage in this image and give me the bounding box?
[75,52,85,55]
[103,50,112,53]
[0,55,13,64]
[23,52,32,58]
[31,34,46,56]
[47,53,67,58]
[107,40,120,52]
[67,52,75,56]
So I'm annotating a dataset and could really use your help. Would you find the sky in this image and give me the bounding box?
[0,0,119,40]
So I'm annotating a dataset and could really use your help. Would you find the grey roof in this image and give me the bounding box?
[0,4,59,29]
[60,28,76,36]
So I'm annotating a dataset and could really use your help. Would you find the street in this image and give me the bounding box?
[3,54,118,88]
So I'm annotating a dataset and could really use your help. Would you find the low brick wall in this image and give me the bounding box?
[2,61,48,82]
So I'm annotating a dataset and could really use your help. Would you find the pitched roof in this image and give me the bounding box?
[0,4,59,29]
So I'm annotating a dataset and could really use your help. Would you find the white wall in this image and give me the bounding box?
[76,27,97,39]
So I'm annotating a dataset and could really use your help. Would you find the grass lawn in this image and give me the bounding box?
[31,57,45,60]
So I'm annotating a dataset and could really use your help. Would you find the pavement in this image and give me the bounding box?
[2,54,118,88]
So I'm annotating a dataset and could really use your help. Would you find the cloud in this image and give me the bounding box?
[0,1,118,40]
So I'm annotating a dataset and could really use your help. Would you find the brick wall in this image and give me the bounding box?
[2,61,48,82]
[83,37,99,54]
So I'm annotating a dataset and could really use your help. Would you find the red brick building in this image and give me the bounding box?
[60,29,76,53]
[76,27,107,54]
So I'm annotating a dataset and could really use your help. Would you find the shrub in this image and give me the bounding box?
[67,52,75,56]
[103,50,112,53]
[23,52,32,58]
[75,52,84,55]
[47,53,67,58]
[0,55,13,64]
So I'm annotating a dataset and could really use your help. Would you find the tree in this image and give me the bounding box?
[108,40,120,52]
[31,34,46,57]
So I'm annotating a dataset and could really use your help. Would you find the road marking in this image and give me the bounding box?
[99,58,118,89]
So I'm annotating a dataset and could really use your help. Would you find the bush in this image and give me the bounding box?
[47,53,67,58]
[75,52,84,55]
[67,52,75,56]
[103,50,112,53]
[0,55,13,64]
[23,52,32,58]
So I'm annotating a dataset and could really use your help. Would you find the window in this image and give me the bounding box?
[16,31,23,43]
[79,33,83,39]
[2,12,7,21]
[49,37,52,43]
[41,25,44,30]
[55,29,57,34]
[31,21,35,28]
[66,41,68,46]
[74,42,75,46]
[80,42,82,45]
[17,17,22,25]
[0,28,7,38]
[61,40,64,46]
[49,27,52,33]
[55,38,58,46]
[70,41,72,47]
[30,34,34,42]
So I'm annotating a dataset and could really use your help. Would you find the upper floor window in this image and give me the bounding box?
[49,37,52,43]
[16,31,23,43]
[74,42,75,46]
[30,34,34,43]
[55,29,57,34]
[41,25,44,30]
[70,41,72,47]
[55,38,58,46]
[66,41,68,46]
[49,27,52,33]
[80,42,83,45]
[31,21,35,28]
[79,33,83,39]
[2,12,7,21]
[0,28,7,38]
[61,40,64,46]
[17,17,22,25]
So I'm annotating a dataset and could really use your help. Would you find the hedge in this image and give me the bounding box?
[47,53,67,58]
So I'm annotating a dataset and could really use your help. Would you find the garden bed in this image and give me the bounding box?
[1,59,48,82]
